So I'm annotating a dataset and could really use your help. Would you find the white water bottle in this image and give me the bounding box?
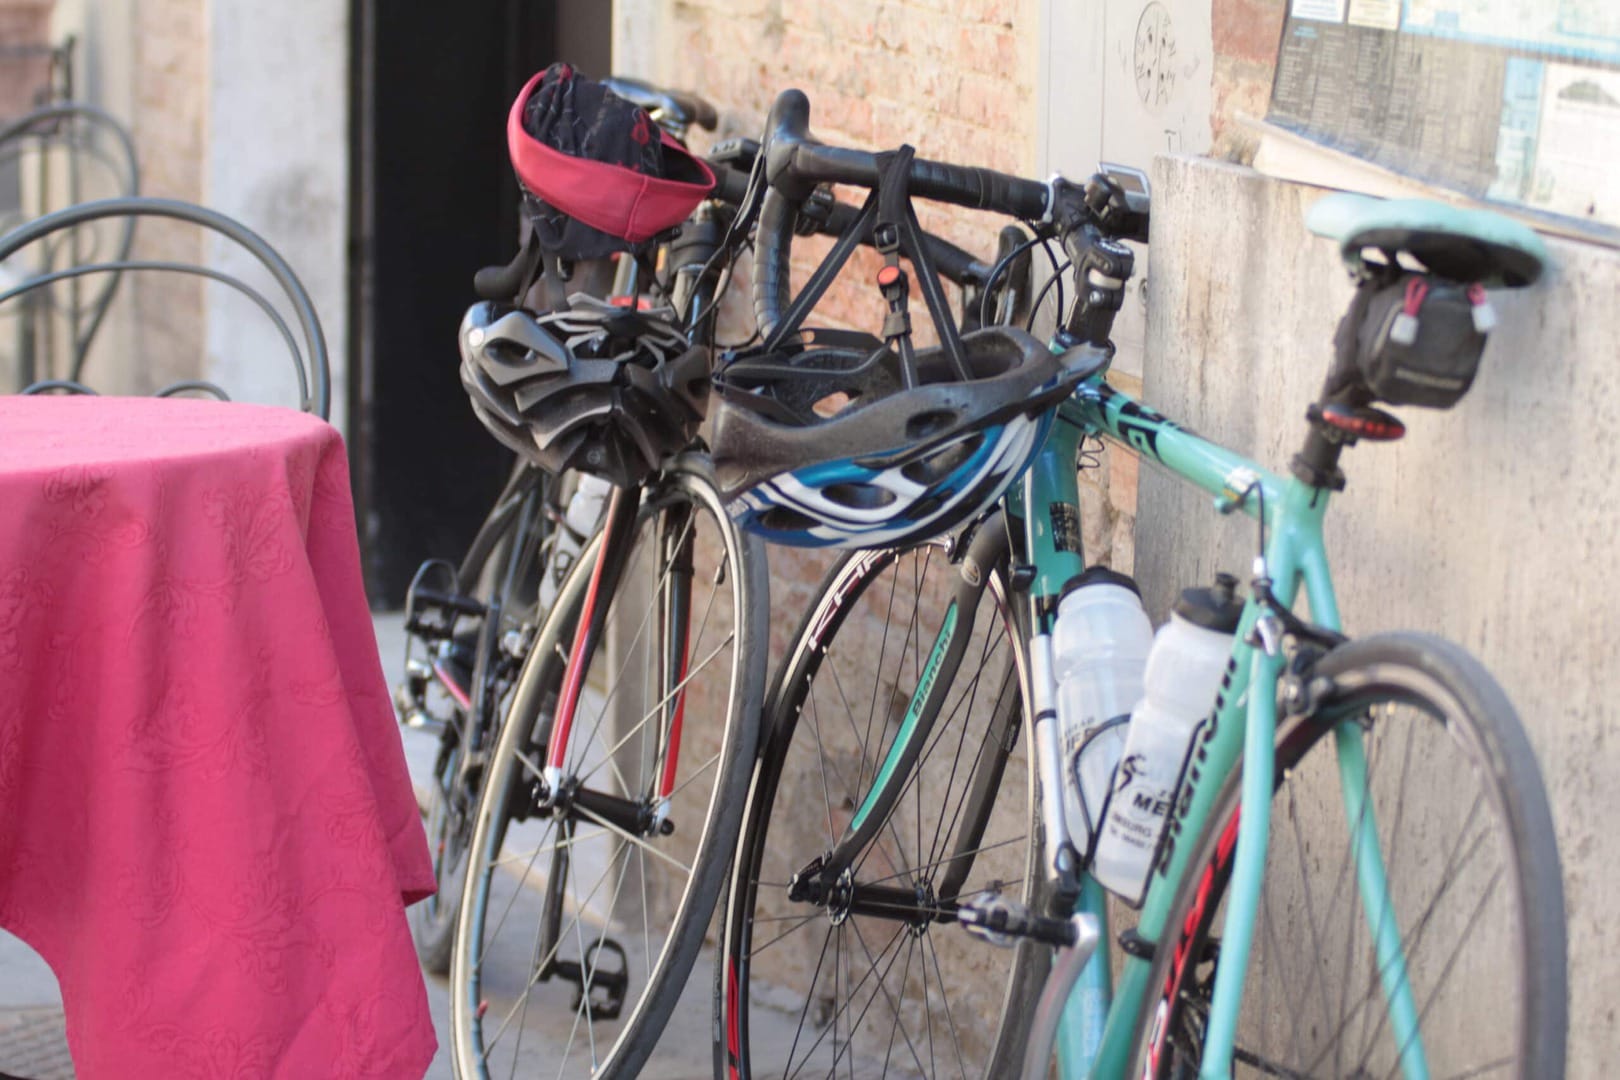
[1092,574,1242,906]
[1052,567,1152,860]
[537,473,613,612]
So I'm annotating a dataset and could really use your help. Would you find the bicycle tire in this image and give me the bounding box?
[410,470,552,974]
[717,525,1054,1079]
[1129,631,1566,1079]
[450,456,766,1079]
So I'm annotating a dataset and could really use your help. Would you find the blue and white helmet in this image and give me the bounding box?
[711,326,1074,549]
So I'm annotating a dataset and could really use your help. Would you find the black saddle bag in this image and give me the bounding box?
[1330,273,1488,409]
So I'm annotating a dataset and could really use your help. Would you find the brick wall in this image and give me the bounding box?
[644,0,1039,345]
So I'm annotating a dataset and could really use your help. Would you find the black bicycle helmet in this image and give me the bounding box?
[711,326,1086,547]
[459,295,710,486]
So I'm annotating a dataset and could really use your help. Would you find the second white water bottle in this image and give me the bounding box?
[1092,573,1242,906]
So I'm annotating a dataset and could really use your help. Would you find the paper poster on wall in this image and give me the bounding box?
[1267,0,1620,232]
[1291,0,1346,22]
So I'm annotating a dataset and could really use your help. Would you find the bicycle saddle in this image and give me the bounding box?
[600,76,718,132]
[1306,193,1546,288]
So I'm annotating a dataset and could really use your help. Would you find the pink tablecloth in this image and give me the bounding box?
[0,397,436,1078]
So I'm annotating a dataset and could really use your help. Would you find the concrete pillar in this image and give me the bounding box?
[1138,154,1620,1074]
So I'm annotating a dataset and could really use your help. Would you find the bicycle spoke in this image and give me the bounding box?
[821,652,917,886]
[1283,778,1337,1060]
[1379,868,1504,1080]
[1294,785,1491,1074]
[851,919,928,1079]
[575,633,735,788]
[747,912,823,959]
[563,510,700,778]
[923,638,1005,878]
[786,923,907,1080]
[574,802,693,875]
[925,933,970,1079]
[782,925,835,1080]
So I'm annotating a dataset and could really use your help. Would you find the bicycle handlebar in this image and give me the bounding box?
[752,89,1051,338]
[600,75,719,132]
[707,158,992,289]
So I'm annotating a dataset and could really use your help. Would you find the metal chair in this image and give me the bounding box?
[0,102,140,386]
[0,196,331,418]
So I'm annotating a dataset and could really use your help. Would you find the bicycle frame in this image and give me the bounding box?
[844,365,1429,1078]
[1051,376,1349,1080]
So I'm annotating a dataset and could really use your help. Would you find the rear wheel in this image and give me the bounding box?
[409,470,551,973]
[450,459,766,1079]
[1131,633,1566,1079]
[718,531,1052,1079]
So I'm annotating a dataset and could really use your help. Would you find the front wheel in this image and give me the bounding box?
[1131,632,1566,1079]
[717,529,1052,1079]
[409,474,550,974]
[449,459,767,1079]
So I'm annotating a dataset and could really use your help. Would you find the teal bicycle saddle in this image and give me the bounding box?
[1306,193,1547,288]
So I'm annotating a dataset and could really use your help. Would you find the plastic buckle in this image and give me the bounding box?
[876,262,911,341]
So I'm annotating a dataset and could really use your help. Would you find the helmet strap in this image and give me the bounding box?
[874,145,918,386]
[873,145,970,383]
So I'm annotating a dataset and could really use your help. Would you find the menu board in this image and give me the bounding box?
[1267,0,1620,231]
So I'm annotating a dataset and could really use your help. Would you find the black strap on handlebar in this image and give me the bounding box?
[754,142,970,383]
[874,146,919,385]
[896,185,970,380]
[758,190,879,355]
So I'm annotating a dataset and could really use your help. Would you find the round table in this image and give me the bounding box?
[0,396,436,1078]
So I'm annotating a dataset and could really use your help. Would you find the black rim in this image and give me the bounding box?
[1142,673,1537,1079]
[725,542,1034,1079]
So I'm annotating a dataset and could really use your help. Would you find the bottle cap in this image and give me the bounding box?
[1060,565,1141,599]
[1173,572,1242,632]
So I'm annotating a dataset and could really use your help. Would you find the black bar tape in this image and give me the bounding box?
[752,188,797,340]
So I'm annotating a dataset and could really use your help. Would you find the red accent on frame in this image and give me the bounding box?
[727,956,742,1078]
[549,521,615,772]
[431,659,472,711]
[657,634,693,800]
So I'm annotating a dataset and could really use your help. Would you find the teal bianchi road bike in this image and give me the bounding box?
[713,90,1566,1080]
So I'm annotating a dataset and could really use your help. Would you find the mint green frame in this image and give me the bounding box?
[1044,376,1423,1078]
[822,361,1419,1075]
[844,365,1426,1077]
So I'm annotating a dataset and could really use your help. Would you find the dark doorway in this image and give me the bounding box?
[348,0,613,606]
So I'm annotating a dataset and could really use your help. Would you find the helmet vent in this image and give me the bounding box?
[905,408,960,440]
[900,434,980,486]
[823,483,896,510]
[812,391,858,418]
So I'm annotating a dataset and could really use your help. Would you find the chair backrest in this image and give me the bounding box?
[0,102,140,377]
[0,196,331,418]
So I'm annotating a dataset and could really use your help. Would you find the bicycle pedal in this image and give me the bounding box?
[404,560,472,637]
[958,892,1077,949]
[550,938,629,1020]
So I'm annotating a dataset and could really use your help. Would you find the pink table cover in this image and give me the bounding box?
[0,397,436,1078]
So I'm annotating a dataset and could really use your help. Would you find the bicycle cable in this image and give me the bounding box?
[1024,255,1072,333]
[977,223,1049,329]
